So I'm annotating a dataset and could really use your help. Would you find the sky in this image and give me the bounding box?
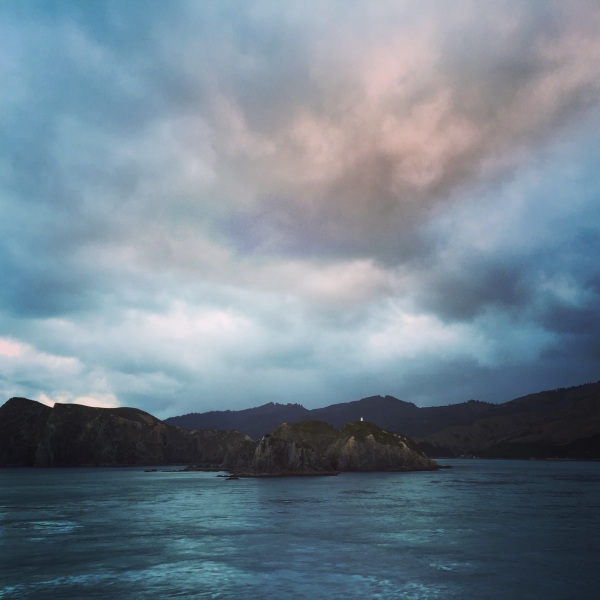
[1,1,600,419]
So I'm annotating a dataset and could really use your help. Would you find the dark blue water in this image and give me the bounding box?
[1,459,599,599]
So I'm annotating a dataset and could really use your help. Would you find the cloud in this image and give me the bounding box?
[188,0,600,261]
[0,336,87,402]
[0,1,599,414]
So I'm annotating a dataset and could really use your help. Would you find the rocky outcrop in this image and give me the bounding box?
[231,420,438,475]
[0,397,250,467]
[246,421,338,474]
[328,421,438,471]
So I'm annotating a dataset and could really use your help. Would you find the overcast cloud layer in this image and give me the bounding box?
[1,1,600,418]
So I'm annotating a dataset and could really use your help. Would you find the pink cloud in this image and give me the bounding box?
[0,338,22,358]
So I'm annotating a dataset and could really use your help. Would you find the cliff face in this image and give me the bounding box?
[234,420,438,475]
[0,397,51,467]
[328,421,438,471]
[0,398,249,467]
[33,403,169,466]
[249,421,338,474]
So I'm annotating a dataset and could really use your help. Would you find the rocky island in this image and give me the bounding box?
[221,419,438,475]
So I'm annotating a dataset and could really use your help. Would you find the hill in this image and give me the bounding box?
[165,395,492,440]
[166,402,310,441]
[416,382,600,458]
[0,398,249,467]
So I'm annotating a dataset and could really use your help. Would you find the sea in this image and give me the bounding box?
[1,459,599,599]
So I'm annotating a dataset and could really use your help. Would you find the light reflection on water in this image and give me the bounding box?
[1,460,599,599]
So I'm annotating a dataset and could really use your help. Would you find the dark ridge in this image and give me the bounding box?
[165,394,493,439]
[416,381,600,458]
[165,402,311,440]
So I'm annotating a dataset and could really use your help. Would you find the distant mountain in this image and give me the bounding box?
[167,382,600,459]
[0,398,248,467]
[165,402,311,440]
[416,382,600,459]
[165,396,492,440]
[310,395,494,437]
